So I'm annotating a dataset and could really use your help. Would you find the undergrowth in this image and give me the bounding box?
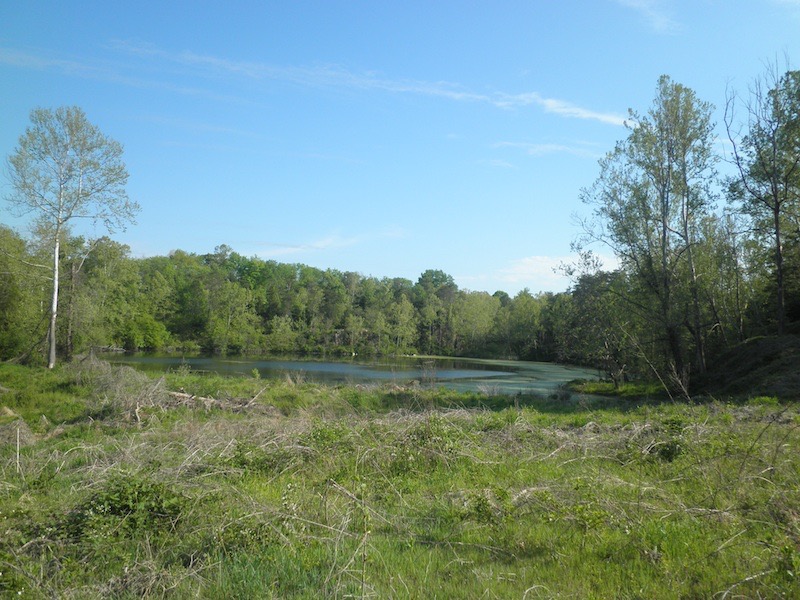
[1,361,799,598]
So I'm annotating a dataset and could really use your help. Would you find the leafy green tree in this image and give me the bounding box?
[256,260,298,318]
[206,279,263,354]
[414,270,458,354]
[388,295,418,354]
[118,314,170,351]
[695,212,753,348]
[451,291,500,356]
[59,236,171,353]
[265,315,298,353]
[5,106,138,367]
[60,235,94,357]
[726,67,800,335]
[492,289,543,359]
[293,266,325,348]
[320,270,349,330]
[0,226,45,359]
[566,271,634,385]
[535,292,570,362]
[344,313,365,354]
[63,236,136,353]
[362,308,389,355]
[165,251,210,346]
[579,76,717,386]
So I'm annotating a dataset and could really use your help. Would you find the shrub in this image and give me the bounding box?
[66,473,185,540]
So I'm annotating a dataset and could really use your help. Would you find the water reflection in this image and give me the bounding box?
[103,354,599,396]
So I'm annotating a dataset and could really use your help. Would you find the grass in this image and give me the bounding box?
[569,379,667,399]
[1,359,799,598]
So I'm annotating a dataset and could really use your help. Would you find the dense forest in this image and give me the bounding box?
[2,69,799,392]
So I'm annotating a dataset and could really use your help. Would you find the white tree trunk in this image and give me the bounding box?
[48,233,60,369]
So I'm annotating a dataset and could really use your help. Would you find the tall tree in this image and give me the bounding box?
[206,279,263,354]
[414,270,457,354]
[388,295,417,354]
[565,271,634,386]
[492,289,542,359]
[725,66,800,335]
[578,76,717,386]
[6,107,138,367]
[450,291,500,356]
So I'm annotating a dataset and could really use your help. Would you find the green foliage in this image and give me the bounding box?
[118,313,170,351]
[67,473,185,539]
[727,68,800,336]
[266,314,298,353]
[2,226,795,391]
[0,226,43,361]
[2,364,800,597]
[571,379,667,398]
[7,107,137,367]
[578,76,719,388]
[301,419,351,451]
[224,441,296,475]
[0,364,91,427]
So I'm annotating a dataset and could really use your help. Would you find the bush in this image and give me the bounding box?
[66,473,185,540]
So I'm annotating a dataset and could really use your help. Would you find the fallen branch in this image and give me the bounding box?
[165,390,280,415]
[168,391,213,403]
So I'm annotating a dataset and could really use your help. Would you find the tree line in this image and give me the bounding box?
[0,234,571,362]
[2,64,799,392]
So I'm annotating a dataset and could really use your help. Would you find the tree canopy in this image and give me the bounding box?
[5,106,139,367]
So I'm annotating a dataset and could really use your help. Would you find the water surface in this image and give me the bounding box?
[104,354,600,397]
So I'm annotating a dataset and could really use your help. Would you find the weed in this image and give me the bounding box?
[475,409,518,431]
[301,419,351,451]
[224,440,297,475]
[2,362,800,598]
[66,473,185,540]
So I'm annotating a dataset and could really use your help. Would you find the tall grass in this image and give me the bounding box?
[1,361,798,598]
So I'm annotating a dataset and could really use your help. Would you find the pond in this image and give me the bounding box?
[102,353,601,397]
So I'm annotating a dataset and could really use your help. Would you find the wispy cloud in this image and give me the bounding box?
[265,235,359,257]
[0,47,120,81]
[479,158,518,169]
[188,52,628,124]
[614,0,681,33]
[497,255,572,291]
[455,255,570,294]
[1,40,624,127]
[494,93,626,125]
[494,141,604,159]
[466,252,621,293]
[136,115,261,138]
[0,46,251,104]
[247,228,407,259]
[123,41,625,124]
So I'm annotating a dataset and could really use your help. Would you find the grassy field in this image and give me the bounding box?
[1,358,799,598]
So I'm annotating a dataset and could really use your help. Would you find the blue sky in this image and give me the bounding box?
[2,1,800,295]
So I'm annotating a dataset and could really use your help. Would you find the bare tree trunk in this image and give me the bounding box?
[48,233,60,369]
